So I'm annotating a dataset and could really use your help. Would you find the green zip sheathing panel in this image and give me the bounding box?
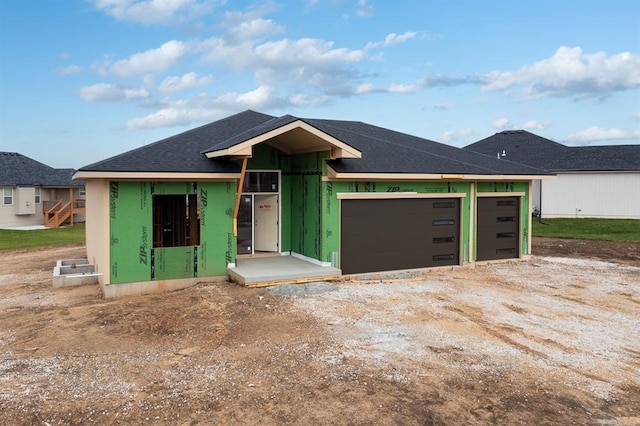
[289,152,329,260]
[109,180,235,284]
[321,181,472,267]
[109,181,152,284]
[476,181,530,257]
[198,181,236,276]
[155,246,195,280]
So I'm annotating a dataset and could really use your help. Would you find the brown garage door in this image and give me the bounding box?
[476,197,520,261]
[341,198,460,275]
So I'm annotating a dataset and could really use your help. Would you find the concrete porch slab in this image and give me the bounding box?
[228,255,342,287]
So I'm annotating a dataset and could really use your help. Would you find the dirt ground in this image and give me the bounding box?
[0,238,638,425]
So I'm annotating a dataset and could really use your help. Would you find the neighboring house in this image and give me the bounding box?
[465,130,640,219]
[0,152,85,228]
[75,110,550,298]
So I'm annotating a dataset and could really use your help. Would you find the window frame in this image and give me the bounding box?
[35,187,41,204]
[152,193,200,248]
[2,187,13,206]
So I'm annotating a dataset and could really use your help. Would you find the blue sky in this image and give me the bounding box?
[1,0,639,169]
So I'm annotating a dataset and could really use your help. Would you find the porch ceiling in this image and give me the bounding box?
[265,127,336,155]
[204,120,362,159]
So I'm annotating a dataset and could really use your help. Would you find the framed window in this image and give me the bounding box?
[242,171,279,193]
[79,187,86,198]
[35,187,41,204]
[152,194,200,248]
[3,188,13,205]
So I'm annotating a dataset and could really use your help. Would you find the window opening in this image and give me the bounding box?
[35,187,41,204]
[433,219,455,226]
[153,194,200,248]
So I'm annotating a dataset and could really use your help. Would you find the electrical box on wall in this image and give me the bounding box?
[14,187,36,215]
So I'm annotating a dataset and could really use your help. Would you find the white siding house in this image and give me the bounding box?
[541,172,640,219]
[465,131,640,219]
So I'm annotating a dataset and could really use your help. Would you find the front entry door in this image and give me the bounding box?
[254,194,278,252]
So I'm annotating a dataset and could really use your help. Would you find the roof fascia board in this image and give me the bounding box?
[325,166,555,182]
[73,171,240,181]
[204,120,362,159]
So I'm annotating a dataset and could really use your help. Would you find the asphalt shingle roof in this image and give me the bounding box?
[80,110,276,173]
[0,152,83,187]
[309,119,548,175]
[465,130,640,172]
[80,110,550,176]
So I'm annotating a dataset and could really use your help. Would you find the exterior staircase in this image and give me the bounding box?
[44,199,85,228]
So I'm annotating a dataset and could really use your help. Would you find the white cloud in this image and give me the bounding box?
[125,85,281,129]
[354,82,375,94]
[565,126,640,143]
[631,112,640,121]
[522,121,548,131]
[355,0,373,18]
[441,129,474,143]
[289,93,330,106]
[235,85,272,106]
[387,83,417,94]
[91,0,215,25]
[106,40,186,77]
[365,31,419,50]
[56,65,83,75]
[418,75,478,87]
[225,17,284,44]
[158,72,213,93]
[255,38,365,67]
[492,118,511,129]
[200,35,365,89]
[201,36,364,69]
[77,83,149,102]
[482,46,640,99]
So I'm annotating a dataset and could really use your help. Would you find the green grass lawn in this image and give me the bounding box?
[0,224,86,250]
[532,218,640,242]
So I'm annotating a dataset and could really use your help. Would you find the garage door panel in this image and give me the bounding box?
[476,197,520,261]
[341,198,460,274]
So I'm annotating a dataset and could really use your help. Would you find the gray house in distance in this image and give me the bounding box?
[465,131,640,219]
[0,152,85,228]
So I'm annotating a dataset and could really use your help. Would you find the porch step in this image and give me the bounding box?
[228,256,341,288]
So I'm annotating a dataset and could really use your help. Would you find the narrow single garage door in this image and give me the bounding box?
[341,198,460,274]
[476,197,520,261]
